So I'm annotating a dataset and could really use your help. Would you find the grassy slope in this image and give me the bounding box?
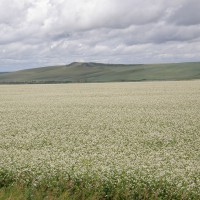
[0,62,200,83]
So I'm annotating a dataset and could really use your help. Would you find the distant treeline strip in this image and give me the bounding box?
[0,79,199,84]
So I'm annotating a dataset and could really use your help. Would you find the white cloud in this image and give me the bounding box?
[0,0,200,71]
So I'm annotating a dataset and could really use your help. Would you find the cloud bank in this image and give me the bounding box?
[0,0,200,71]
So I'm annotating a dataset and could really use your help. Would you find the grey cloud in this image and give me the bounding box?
[146,23,200,44]
[45,0,165,31]
[168,0,200,26]
[0,0,200,71]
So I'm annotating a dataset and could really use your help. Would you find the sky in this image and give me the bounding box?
[0,0,200,71]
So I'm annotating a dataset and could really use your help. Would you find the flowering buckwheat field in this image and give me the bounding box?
[0,81,200,199]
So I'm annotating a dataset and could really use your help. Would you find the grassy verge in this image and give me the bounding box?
[0,172,199,200]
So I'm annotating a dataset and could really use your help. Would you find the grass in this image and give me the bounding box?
[0,62,200,83]
[0,176,197,200]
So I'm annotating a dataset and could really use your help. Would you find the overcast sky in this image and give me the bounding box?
[0,0,200,71]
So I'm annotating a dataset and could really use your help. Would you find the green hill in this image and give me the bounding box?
[0,62,200,83]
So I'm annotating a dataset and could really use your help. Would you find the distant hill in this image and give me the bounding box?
[0,62,200,83]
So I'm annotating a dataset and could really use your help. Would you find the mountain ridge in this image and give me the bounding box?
[0,62,200,83]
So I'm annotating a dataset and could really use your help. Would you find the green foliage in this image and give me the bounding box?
[0,170,15,188]
[0,174,199,200]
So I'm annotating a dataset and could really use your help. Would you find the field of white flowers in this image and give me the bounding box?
[0,81,200,198]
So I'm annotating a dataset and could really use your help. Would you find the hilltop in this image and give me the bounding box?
[0,62,200,83]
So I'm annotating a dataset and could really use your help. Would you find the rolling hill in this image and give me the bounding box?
[0,62,200,83]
